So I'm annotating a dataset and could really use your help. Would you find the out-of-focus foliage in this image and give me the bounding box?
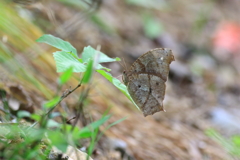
[206,129,240,156]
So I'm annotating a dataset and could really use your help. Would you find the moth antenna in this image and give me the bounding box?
[118,60,124,68]
[122,57,127,70]
[118,56,127,71]
[119,56,128,71]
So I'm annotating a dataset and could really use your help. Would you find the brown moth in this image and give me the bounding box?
[123,48,175,117]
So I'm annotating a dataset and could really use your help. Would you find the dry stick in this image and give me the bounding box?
[45,82,81,117]
[70,46,100,128]
[66,116,76,123]
[30,82,82,128]
[71,86,90,131]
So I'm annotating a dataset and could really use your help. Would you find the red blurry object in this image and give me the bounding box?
[213,22,240,54]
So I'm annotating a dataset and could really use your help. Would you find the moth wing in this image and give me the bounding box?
[127,74,166,116]
[129,48,174,81]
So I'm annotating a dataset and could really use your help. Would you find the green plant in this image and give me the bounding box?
[0,34,133,159]
[36,34,138,109]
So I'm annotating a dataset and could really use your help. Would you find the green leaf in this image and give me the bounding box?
[63,124,82,141]
[82,46,120,63]
[82,59,94,84]
[49,112,61,118]
[43,97,60,109]
[46,119,61,128]
[31,114,41,121]
[36,34,78,56]
[97,70,139,110]
[96,63,111,71]
[25,128,45,142]
[96,117,126,143]
[79,115,111,138]
[58,67,73,85]
[17,111,31,118]
[107,117,127,129]
[53,51,86,72]
[88,126,98,157]
[47,130,68,152]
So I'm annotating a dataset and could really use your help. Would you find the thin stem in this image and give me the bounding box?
[45,82,81,117]
[30,82,82,128]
